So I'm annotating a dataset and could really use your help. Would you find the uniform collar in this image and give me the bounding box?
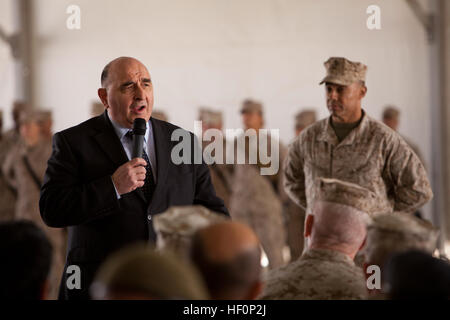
[303,248,355,265]
[317,109,370,146]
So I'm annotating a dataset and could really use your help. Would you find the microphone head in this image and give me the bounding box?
[133,118,147,136]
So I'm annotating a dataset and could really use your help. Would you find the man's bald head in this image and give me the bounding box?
[101,57,147,88]
[191,222,262,299]
[195,221,259,263]
[306,201,369,259]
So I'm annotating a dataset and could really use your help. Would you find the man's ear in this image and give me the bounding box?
[359,235,367,251]
[98,88,109,108]
[304,214,314,238]
[360,84,367,99]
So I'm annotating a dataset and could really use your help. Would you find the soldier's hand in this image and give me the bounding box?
[111,158,147,195]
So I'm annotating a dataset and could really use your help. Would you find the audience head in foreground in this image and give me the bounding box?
[0,220,52,300]
[91,244,208,300]
[363,211,439,296]
[153,205,228,261]
[384,250,450,299]
[191,221,263,300]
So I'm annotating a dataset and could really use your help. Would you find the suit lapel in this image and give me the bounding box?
[93,111,129,167]
[149,118,170,210]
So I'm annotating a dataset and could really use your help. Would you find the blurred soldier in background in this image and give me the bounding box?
[382,105,426,168]
[37,110,53,141]
[91,101,105,117]
[295,110,316,136]
[0,101,27,222]
[198,108,234,209]
[229,99,287,269]
[2,110,65,299]
[152,109,169,122]
[286,109,317,259]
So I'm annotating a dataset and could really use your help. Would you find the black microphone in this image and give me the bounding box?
[132,118,147,158]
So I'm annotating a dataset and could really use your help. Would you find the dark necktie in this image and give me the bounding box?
[126,131,155,201]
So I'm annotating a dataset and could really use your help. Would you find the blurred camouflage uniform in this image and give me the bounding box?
[199,108,234,209]
[364,211,439,298]
[260,248,367,300]
[153,205,228,261]
[91,102,105,117]
[286,110,317,259]
[382,106,426,169]
[284,58,433,216]
[0,108,21,222]
[2,111,65,299]
[152,110,169,122]
[230,100,287,269]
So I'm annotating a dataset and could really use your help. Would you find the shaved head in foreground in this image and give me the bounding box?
[191,221,263,300]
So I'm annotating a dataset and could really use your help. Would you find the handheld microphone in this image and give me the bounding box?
[132,118,147,158]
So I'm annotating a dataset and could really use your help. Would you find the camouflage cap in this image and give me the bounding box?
[319,57,367,86]
[240,99,263,114]
[152,110,168,122]
[91,244,209,299]
[314,177,377,215]
[295,110,317,129]
[36,109,52,122]
[18,109,47,125]
[367,212,439,253]
[198,108,223,126]
[153,205,228,259]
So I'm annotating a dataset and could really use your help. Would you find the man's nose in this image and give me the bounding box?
[134,85,145,100]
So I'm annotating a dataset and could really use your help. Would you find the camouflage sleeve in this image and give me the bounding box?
[385,135,433,213]
[1,145,19,191]
[283,138,307,210]
[277,142,290,203]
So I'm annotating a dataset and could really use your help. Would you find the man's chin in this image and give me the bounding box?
[129,114,150,123]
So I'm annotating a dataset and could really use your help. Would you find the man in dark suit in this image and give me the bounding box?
[39,57,228,300]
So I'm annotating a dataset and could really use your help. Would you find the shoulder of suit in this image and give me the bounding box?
[152,118,196,140]
[56,113,105,139]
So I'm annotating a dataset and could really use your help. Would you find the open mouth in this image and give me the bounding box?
[132,105,146,113]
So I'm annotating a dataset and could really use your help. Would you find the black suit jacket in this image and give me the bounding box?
[39,111,228,299]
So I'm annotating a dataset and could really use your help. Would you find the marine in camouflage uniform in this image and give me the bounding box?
[229,100,287,269]
[260,178,371,300]
[284,57,433,217]
[2,110,65,300]
[198,108,234,209]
